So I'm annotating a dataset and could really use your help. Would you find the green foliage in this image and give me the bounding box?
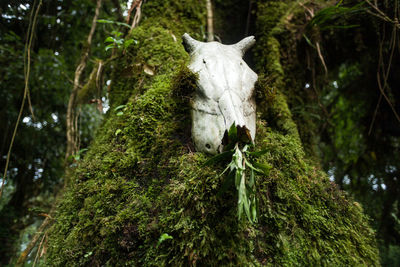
[308,1,364,31]
[0,0,112,264]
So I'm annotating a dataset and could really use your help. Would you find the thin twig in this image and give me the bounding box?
[206,0,214,41]
[129,0,142,32]
[368,94,382,135]
[32,233,46,267]
[126,0,140,24]
[376,72,400,123]
[61,70,77,86]
[369,0,399,134]
[315,42,328,76]
[23,0,36,120]
[16,216,51,266]
[1,0,42,198]
[369,16,400,133]
[300,3,328,76]
[365,0,400,29]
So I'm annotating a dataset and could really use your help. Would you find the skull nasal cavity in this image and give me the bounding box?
[205,144,211,149]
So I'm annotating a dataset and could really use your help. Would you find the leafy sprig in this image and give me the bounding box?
[205,124,271,224]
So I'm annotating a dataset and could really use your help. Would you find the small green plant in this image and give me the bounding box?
[67,148,89,165]
[205,124,271,224]
[104,30,136,51]
[97,19,136,51]
[157,233,173,247]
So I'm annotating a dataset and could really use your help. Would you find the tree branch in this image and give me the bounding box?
[65,0,102,162]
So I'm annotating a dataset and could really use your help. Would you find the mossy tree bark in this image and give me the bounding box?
[46,0,379,266]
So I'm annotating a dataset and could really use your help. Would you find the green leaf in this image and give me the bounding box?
[124,39,135,48]
[253,162,272,175]
[114,104,126,111]
[249,169,255,188]
[97,19,132,29]
[232,144,244,171]
[157,233,173,247]
[217,171,235,197]
[116,111,123,116]
[246,149,269,157]
[228,123,238,141]
[303,34,316,49]
[241,175,251,221]
[251,196,257,223]
[203,150,234,166]
[309,2,364,31]
[79,148,88,154]
[105,44,115,51]
[97,19,115,24]
[245,159,262,174]
[114,38,124,45]
[238,185,244,219]
[111,30,123,37]
[115,129,122,136]
[235,169,242,189]
[104,36,115,43]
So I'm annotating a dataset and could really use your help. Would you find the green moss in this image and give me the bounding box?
[46,0,379,265]
[255,0,326,158]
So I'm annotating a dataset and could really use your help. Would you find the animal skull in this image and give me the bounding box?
[182,33,258,154]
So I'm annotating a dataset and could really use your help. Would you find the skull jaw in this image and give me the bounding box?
[191,108,256,155]
[191,109,225,155]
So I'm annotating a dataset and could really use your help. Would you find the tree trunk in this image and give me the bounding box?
[45,0,379,265]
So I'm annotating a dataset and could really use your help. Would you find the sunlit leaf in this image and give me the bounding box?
[97,19,132,29]
[105,44,115,51]
[114,104,126,111]
[104,36,115,43]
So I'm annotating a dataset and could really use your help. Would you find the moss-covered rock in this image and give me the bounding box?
[46,0,379,265]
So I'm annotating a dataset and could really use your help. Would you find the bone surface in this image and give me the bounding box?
[182,33,258,154]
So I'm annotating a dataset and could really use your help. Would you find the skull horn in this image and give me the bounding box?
[182,33,202,54]
[233,36,256,56]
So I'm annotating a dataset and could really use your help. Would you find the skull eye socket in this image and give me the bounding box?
[205,144,211,149]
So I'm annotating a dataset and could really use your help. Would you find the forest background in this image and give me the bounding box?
[0,0,400,265]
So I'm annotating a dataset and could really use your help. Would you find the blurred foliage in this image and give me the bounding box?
[0,0,113,264]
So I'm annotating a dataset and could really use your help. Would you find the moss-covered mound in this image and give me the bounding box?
[46,1,379,265]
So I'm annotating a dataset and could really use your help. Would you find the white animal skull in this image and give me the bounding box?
[182,33,258,154]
